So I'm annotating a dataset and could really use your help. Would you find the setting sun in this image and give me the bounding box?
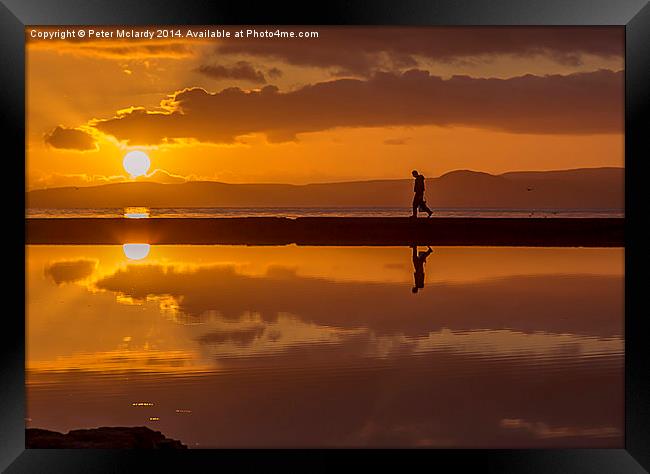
[123,151,151,178]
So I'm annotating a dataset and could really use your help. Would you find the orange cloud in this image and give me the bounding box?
[91,69,623,146]
[27,169,187,190]
[28,35,196,59]
[136,169,187,184]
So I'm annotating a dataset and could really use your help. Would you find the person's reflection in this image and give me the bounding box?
[411,245,434,294]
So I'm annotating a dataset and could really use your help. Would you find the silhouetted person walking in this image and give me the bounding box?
[411,170,433,218]
[412,245,433,293]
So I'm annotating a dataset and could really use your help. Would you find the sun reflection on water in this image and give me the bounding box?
[122,243,151,261]
[124,207,150,219]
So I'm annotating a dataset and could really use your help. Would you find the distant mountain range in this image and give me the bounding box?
[27,167,624,210]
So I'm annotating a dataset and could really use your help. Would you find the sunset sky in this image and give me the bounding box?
[26,26,624,190]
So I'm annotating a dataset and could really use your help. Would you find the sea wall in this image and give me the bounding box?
[26,217,624,247]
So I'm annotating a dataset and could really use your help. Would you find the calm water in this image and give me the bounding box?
[26,245,624,447]
[27,207,624,219]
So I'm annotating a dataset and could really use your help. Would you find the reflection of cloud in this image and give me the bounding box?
[27,349,210,376]
[44,259,96,285]
[366,328,623,361]
[27,338,623,447]
[29,252,624,447]
[196,325,266,346]
[91,69,623,146]
[500,418,620,439]
[383,137,410,145]
[122,244,151,261]
[92,263,623,338]
[44,126,97,151]
[195,314,364,359]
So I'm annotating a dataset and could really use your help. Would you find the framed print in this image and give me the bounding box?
[1,0,648,472]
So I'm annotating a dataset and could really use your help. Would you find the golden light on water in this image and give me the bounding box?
[26,245,625,447]
[122,243,151,260]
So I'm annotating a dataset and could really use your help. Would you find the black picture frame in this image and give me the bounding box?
[2,0,648,472]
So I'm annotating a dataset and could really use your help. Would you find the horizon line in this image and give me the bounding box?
[27,166,624,192]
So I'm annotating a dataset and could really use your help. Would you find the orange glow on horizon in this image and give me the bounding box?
[26,26,624,190]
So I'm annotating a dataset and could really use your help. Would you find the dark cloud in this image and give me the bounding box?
[44,126,97,151]
[213,27,623,75]
[196,61,267,84]
[44,259,96,285]
[93,68,623,145]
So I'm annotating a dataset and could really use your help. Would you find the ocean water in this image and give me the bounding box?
[26,207,625,219]
[26,245,624,448]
